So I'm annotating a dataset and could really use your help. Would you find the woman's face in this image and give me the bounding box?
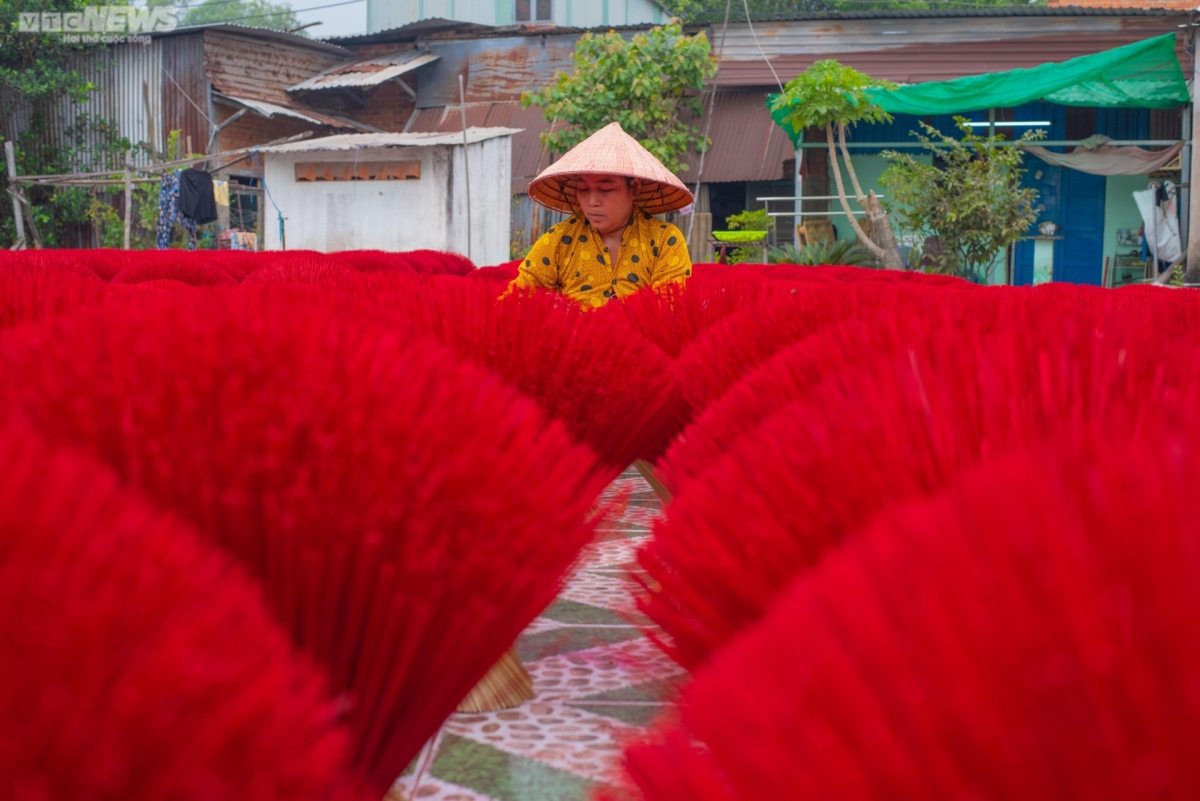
[575,173,640,234]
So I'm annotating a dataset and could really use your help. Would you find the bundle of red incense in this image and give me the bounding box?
[610,271,783,357]
[345,273,683,474]
[622,425,1200,800]
[0,261,110,330]
[640,299,1199,668]
[0,418,363,801]
[111,253,237,286]
[243,252,355,284]
[671,281,914,415]
[0,286,607,788]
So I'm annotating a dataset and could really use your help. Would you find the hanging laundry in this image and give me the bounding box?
[155,170,180,250]
[179,167,218,225]
[213,179,229,207]
[1133,181,1181,267]
[179,213,199,252]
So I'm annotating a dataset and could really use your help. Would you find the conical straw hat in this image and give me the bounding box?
[528,122,694,215]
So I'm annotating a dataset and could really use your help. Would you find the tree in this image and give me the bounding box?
[769,60,905,270]
[1,0,97,117]
[148,0,304,34]
[880,118,1042,284]
[522,23,717,173]
[1,0,105,247]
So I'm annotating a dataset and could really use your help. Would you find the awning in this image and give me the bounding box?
[867,33,1189,116]
[214,93,374,132]
[288,51,440,93]
[769,34,1190,145]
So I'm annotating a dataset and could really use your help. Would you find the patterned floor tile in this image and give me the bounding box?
[431,734,599,801]
[427,468,680,799]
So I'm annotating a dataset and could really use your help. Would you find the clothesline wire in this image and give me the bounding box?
[742,0,784,93]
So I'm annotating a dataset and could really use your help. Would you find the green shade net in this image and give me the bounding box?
[769,34,1190,146]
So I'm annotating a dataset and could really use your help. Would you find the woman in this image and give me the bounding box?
[508,122,694,307]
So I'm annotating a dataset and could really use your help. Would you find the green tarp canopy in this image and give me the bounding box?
[769,34,1191,145]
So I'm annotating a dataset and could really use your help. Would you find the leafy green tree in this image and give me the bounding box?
[522,23,717,173]
[770,59,904,269]
[1,0,98,117]
[147,0,304,34]
[1,0,109,247]
[881,118,1042,284]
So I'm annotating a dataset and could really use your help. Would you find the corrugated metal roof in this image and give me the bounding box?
[214,93,372,130]
[716,18,1189,86]
[288,51,440,92]
[156,23,351,55]
[675,91,793,184]
[326,17,497,46]
[406,102,554,192]
[701,5,1191,22]
[255,127,521,152]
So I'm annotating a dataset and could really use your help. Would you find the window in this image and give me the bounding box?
[515,0,552,22]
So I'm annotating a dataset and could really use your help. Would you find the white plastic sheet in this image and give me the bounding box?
[1133,182,1181,266]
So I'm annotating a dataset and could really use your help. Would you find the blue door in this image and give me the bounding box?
[1014,165,1105,286]
[1056,169,1106,285]
[1014,164,1062,286]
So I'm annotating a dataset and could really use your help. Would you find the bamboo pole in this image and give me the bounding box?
[5,141,25,249]
[458,74,472,261]
[15,131,310,186]
[1187,25,1200,284]
[123,149,132,251]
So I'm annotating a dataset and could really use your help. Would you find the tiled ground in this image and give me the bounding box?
[392,470,679,800]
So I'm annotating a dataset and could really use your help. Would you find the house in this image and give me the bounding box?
[0,23,427,245]
[365,0,671,32]
[707,5,1193,285]
[257,128,517,260]
[330,4,1193,284]
[6,3,1195,279]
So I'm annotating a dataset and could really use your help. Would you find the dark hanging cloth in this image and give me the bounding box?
[155,170,180,249]
[178,167,217,225]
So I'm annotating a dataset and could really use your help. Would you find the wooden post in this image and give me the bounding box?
[793,142,803,250]
[1187,26,1200,284]
[458,74,472,261]
[143,79,157,160]
[123,148,132,250]
[5,141,25,249]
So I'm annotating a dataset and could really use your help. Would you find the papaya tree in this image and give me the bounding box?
[769,60,905,270]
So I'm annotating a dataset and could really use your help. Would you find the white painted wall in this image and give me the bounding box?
[367,0,665,32]
[261,136,512,264]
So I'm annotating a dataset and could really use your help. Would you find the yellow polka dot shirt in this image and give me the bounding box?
[507,211,693,308]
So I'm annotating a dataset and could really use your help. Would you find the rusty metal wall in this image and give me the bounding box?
[407,101,554,193]
[160,32,210,156]
[417,34,580,107]
[202,29,347,107]
[716,15,1188,87]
